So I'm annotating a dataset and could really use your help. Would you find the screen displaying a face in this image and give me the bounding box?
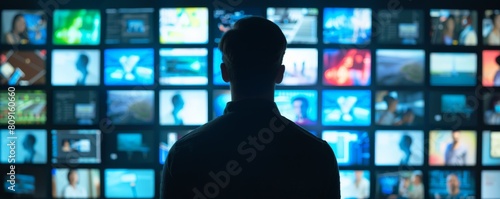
[159,8,208,44]
[52,49,100,86]
[429,170,475,199]
[104,48,154,86]
[375,91,424,126]
[52,168,100,198]
[159,48,208,85]
[376,170,424,199]
[53,9,101,45]
[429,130,477,166]
[322,90,371,126]
[376,49,425,86]
[275,90,318,126]
[323,49,371,86]
[340,170,370,199]
[267,8,318,44]
[159,90,208,126]
[322,131,370,166]
[107,90,154,125]
[375,130,424,166]
[105,8,154,44]
[430,9,478,46]
[1,10,47,45]
[324,8,372,44]
[483,10,500,46]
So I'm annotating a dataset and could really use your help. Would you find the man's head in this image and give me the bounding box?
[446,173,460,194]
[76,54,89,72]
[219,16,287,95]
[67,169,79,185]
[399,134,412,152]
[22,134,36,150]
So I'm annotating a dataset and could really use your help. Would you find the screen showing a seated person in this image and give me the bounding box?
[430,9,478,46]
[267,8,318,44]
[281,48,318,86]
[159,48,208,85]
[53,90,98,125]
[375,90,424,126]
[106,90,154,125]
[52,168,100,199]
[323,8,372,44]
[159,130,191,164]
[376,49,425,86]
[429,170,475,199]
[159,8,208,44]
[482,170,500,198]
[51,49,100,86]
[483,131,500,165]
[429,92,478,127]
[376,170,425,199]
[322,131,370,166]
[104,48,154,86]
[323,49,371,86]
[375,130,424,166]
[107,131,154,164]
[159,90,208,126]
[51,130,101,164]
[104,169,155,198]
[1,10,47,45]
[214,8,262,43]
[275,90,318,126]
[2,166,48,197]
[340,170,370,199]
[106,8,153,44]
[482,50,500,87]
[0,130,47,164]
[1,50,46,86]
[375,10,424,45]
[0,90,46,125]
[52,9,101,45]
[322,90,371,126]
[429,130,477,166]
[430,52,477,86]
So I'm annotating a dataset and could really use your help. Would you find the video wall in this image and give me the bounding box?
[0,0,499,198]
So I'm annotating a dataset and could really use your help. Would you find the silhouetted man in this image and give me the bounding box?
[160,16,341,199]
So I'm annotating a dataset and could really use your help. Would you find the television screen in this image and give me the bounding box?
[52,168,100,198]
[281,48,318,86]
[430,53,477,86]
[323,49,371,86]
[322,90,371,126]
[107,131,154,164]
[482,50,500,87]
[159,130,192,164]
[376,170,424,199]
[104,48,154,86]
[375,90,424,126]
[159,48,208,85]
[324,8,372,44]
[213,90,231,118]
[375,10,423,45]
[0,130,47,164]
[429,170,475,199]
[482,170,500,198]
[1,166,48,197]
[482,131,500,165]
[51,49,100,86]
[105,8,153,44]
[267,8,318,44]
[322,131,370,166]
[1,10,47,45]
[159,8,208,44]
[53,90,98,125]
[376,49,425,86]
[51,130,101,164]
[430,9,478,46]
[340,170,370,199]
[53,9,101,45]
[106,90,154,125]
[484,92,500,125]
[375,130,424,166]
[429,130,477,166]
[214,8,262,43]
[159,90,208,126]
[429,92,477,127]
[1,50,46,86]
[0,90,46,125]
[104,169,154,198]
[213,47,228,86]
[275,90,318,126]
[483,10,500,46]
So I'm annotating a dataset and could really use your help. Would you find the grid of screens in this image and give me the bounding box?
[1,1,499,199]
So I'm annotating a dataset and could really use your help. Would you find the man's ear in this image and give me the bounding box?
[221,63,230,83]
[275,65,285,84]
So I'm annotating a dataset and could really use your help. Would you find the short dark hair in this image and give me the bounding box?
[67,169,77,182]
[78,54,89,66]
[219,16,287,85]
[401,134,412,146]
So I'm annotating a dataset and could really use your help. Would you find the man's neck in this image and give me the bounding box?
[230,86,275,102]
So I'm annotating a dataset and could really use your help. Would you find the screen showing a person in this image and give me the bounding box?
[1,50,46,86]
[483,131,500,165]
[0,130,47,164]
[430,9,478,46]
[376,49,425,86]
[159,130,191,164]
[429,92,477,127]
[159,90,208,126]
[429,170,475,199]
[0,90,46,125]
[51,49,100,86]
[159,8,208,44]
[104,48,154,86]
[376,170,425,199]
[52,9,101,45]
[104,169,154,198]
[322,131,370,166]
[375,130,424,166]
[482,50,500,87]
[105,8,153,44]
[484,93,500,125]
[340,170,370,199]
[430,52,477,86]
[1,10,47,45]
[324,8,372,44]
[267,8,318,44]
[323,49,371,86]
[275,90,318,126]
[51,130,101,164]
[482,170,500,198]
[52,168,100,198]
[108,131,154,164]
[213,90,231,118]
[106,90,154,125]
[483,10,500,46]
[375,9,424,45]
[214,8,262,43]
[53,90,98,125]
[159,48,208,85]
[281,48,318,85]
[375,90,424,126]
[322,90,371,126]
[429,130,477,166]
